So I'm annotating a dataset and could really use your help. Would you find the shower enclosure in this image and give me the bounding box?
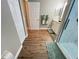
[57,0,78,59]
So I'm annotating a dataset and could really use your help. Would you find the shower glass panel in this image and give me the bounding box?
[59,0,78,59]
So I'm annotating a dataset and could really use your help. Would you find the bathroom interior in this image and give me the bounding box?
[18,0,78,59]
[27,0,78,59]
[28,0,68,40]
[1,0,78,59]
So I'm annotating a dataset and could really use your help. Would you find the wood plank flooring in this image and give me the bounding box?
[18,30,53,59]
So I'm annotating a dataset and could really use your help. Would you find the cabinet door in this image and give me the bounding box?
[28,2,40,30]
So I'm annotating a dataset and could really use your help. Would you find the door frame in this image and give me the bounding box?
[18,0,26,35]
[18,0,30,35]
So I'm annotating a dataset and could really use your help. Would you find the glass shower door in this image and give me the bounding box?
[58,0,78,59]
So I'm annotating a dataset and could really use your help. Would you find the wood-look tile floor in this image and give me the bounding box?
[18,30,53,59]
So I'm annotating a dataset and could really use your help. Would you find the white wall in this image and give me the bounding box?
[1,0,21,57]
[7,0,26,44]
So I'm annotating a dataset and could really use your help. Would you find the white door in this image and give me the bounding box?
[28,2,40,30]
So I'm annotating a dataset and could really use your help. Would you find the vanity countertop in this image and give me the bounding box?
[51,20,62,35]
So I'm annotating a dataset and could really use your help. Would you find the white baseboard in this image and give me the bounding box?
[39,28,48,30]
[29,28,48,30]
[15,45,22,59]
[15,34,28,59]
[21,34,28,44]
[30,28,40,30]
